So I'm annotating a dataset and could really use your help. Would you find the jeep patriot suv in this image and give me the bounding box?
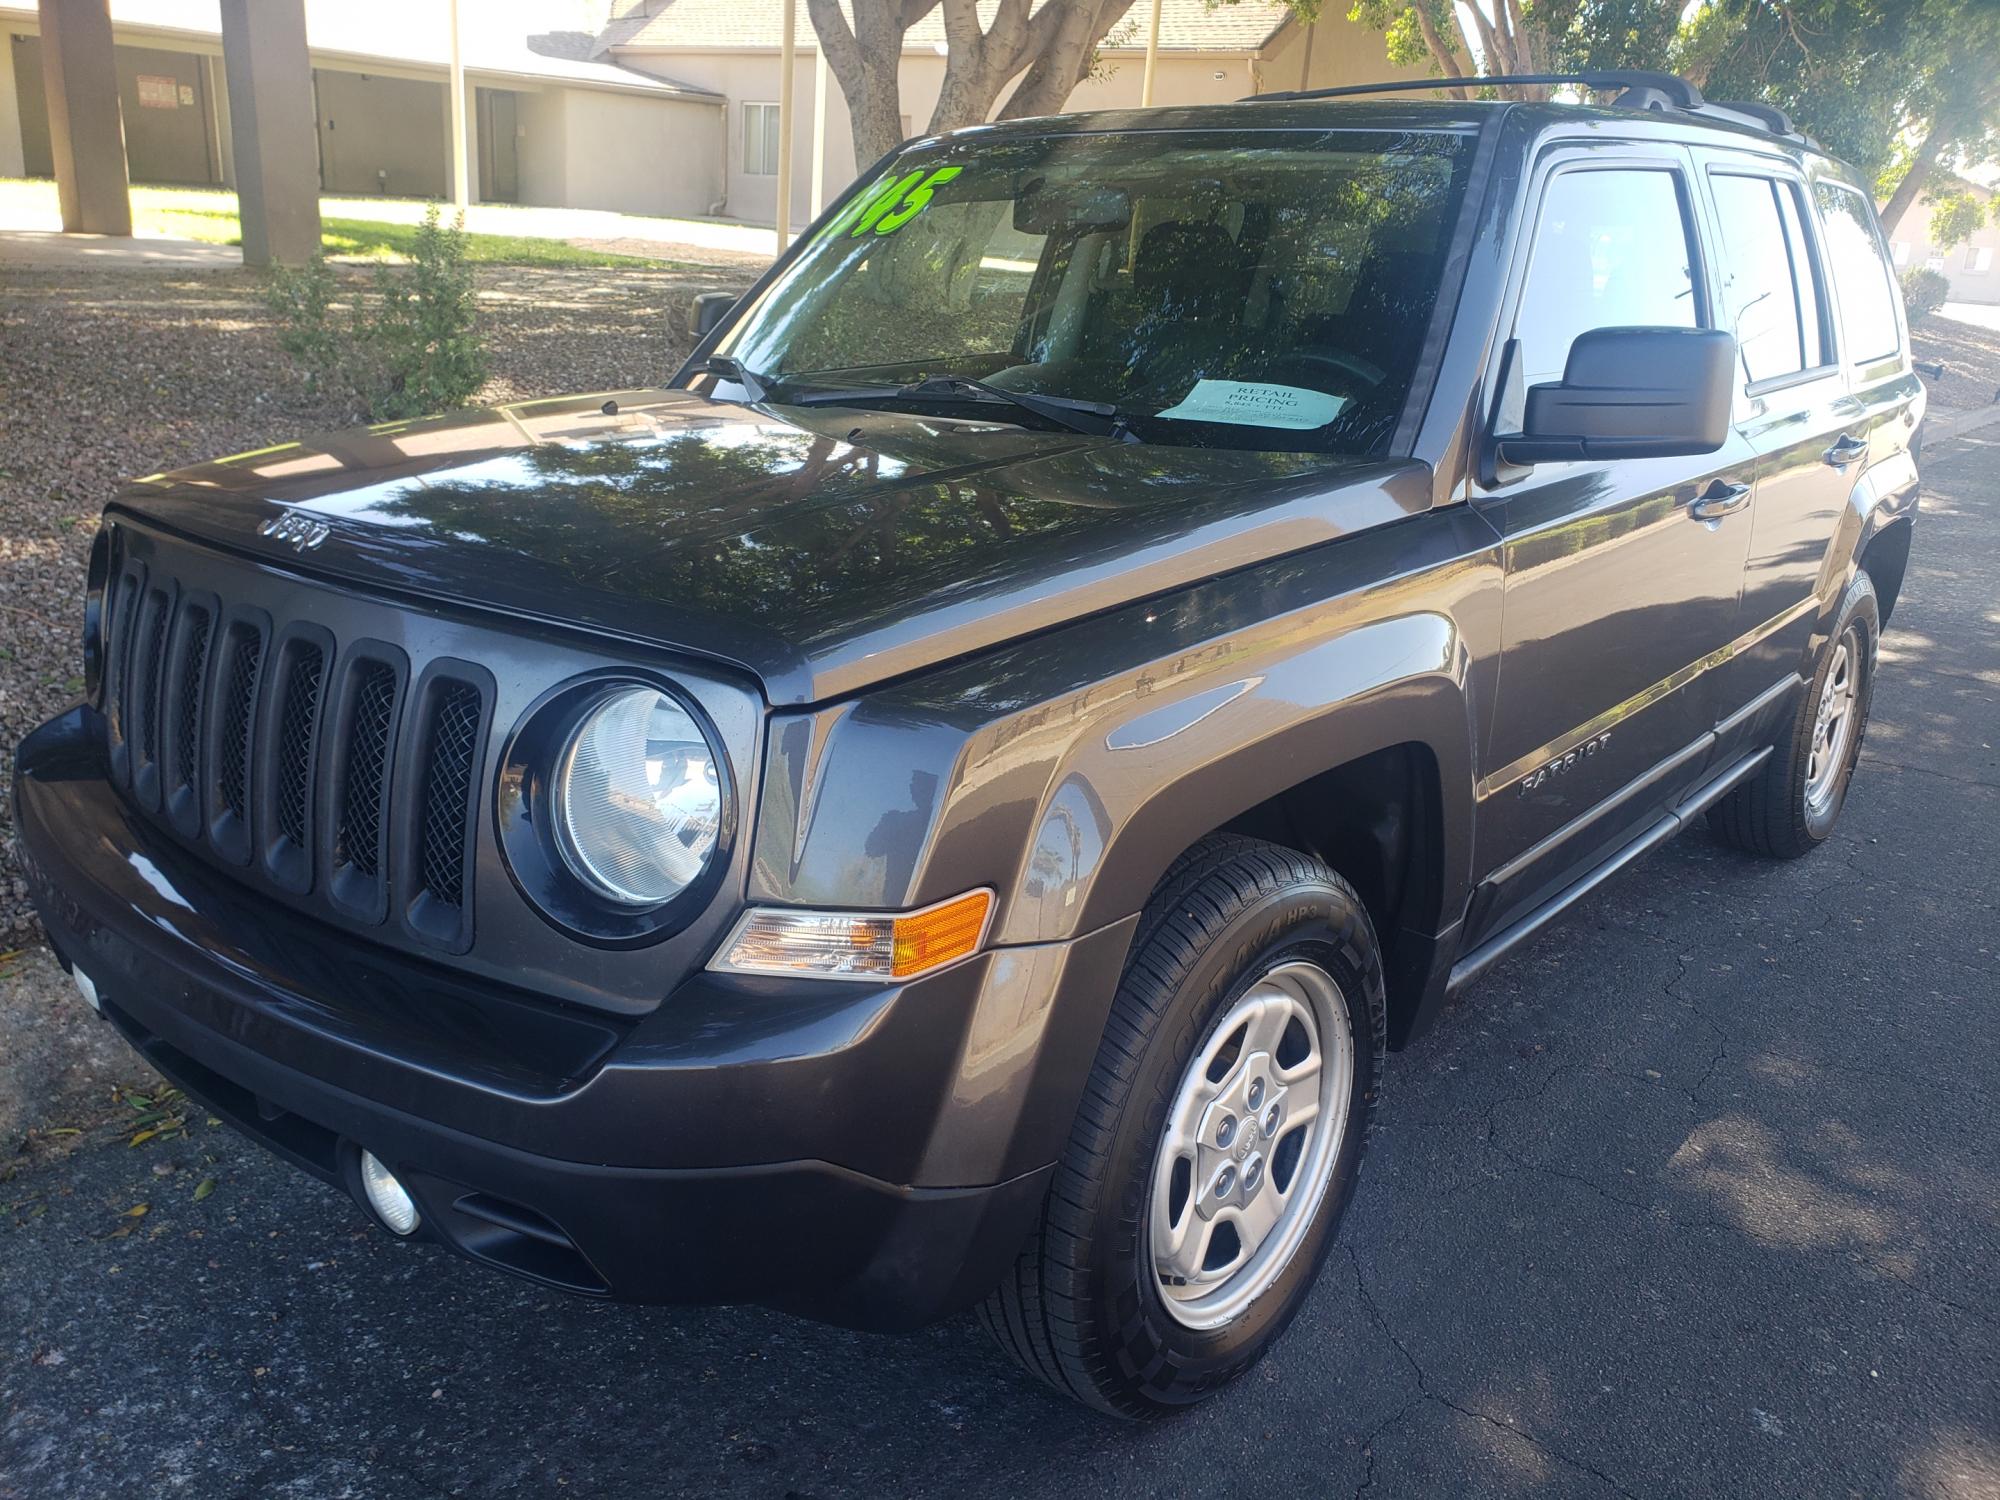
[15,72,1921,1415]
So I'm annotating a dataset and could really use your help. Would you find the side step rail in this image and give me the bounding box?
[1446,747,1773,995]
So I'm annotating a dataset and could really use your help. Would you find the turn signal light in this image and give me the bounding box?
[712,889,995,981]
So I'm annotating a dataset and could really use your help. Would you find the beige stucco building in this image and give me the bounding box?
[3,0,1424,227]
[1882,179,2000,307]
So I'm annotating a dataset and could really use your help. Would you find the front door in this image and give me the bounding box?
[1467,148,1755,944]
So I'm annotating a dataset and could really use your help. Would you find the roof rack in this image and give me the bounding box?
[1248,70,1814,145]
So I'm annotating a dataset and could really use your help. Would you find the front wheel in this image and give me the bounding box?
[1710,571,1879,859]
[979,835,1385,1417]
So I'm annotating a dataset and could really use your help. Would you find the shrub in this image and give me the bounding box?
[265,203,486,420]
[1900,267,1951,323]
[265,252,343,394]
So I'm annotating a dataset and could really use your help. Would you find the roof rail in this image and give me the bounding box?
[1252,70,1703,108]
[1247,70,1815,145]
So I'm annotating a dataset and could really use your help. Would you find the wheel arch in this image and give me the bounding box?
[1817,446,1918,645]
[1857,513,1913,627]
[990,612,1475,951]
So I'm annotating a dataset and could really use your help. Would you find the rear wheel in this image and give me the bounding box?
[1710,571,1878,859]
[979,835,1385,1417]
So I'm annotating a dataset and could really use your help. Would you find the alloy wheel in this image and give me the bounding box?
[1147,959,1354,1331]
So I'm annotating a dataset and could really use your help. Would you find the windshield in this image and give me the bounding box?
[712,127,1477,455]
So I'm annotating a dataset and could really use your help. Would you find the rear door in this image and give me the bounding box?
[1465,144,1756,945]
[1693,155,1866,750]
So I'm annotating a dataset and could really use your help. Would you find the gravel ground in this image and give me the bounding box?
[1912,311,2000,411]
[0,258,759,1145]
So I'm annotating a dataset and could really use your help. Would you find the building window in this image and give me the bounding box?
[1968,244,1994,274]
[743,102,780,176]
[1891,240,1910,265]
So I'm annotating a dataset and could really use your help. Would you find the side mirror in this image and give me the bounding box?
[687,291,737,340]
[1498,327,1736,465]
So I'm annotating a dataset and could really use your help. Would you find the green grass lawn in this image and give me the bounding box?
[153,204,663,267]
[0,180,685,268]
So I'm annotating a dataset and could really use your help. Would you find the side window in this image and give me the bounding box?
[1710,173,1825,385]
[1515,168,1700,386]
[1773,183,1826,367]
[1812,182,1902,365]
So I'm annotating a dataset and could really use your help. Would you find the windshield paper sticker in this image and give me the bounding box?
[1156,380,1348,429]
[819,167,964,241]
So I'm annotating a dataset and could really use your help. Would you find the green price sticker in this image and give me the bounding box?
[818,167,964,242]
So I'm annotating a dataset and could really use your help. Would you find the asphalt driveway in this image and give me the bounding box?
[3,431,1996,1499]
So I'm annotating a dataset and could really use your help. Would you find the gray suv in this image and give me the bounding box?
[14,71,1921,1416]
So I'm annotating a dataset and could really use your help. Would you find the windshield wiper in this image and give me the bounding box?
[787,374,1131,439]
[686,355,771,403]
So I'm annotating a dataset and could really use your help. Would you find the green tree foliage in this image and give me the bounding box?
[1325,0,1999,201]
[265,203,486,422]
[1690,0,2000,198]
[1923,189,1989,251]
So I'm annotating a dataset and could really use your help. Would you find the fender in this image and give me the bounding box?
[1814,440,1919,654]
[748,505,1502,956]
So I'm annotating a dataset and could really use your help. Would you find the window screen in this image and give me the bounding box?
[1813,182,1901,365]
[1516,169,1701,386]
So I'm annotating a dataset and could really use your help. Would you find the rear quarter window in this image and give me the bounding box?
[1812,182,1902,366]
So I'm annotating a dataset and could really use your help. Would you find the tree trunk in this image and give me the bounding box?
[807,0,938,166]
[995,0,1125,122]
[1879,119,1948,229]
[929,0,1033,133]
[1411,5,1469,99]
[809,0,1125,175]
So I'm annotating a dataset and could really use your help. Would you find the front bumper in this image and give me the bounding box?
[15,708,1135,1330]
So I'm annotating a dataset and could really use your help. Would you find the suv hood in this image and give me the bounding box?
[116,390,1431,705]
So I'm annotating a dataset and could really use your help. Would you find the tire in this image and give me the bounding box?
[1709,570,1879,859]
[979,834,1386,1418]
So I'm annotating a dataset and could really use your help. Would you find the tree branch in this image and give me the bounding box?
[1411,4,1469,99]
[1880,117,1949,225]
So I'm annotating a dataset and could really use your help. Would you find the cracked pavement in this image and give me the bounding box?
[4,432,1997,1498]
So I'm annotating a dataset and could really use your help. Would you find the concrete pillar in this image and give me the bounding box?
[0,37,28,179]
[218,0,319,266]
[37,0,131,236]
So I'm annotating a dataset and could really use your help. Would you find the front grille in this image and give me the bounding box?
[170,603,212,797]
[413,681,484,930]
[216,625,262,827]
[273,643,325,850]
[130,587,172,797]
[335,663,398,881]
[102,561,490,950]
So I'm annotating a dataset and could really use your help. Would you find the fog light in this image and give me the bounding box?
[359,1150,420,1236]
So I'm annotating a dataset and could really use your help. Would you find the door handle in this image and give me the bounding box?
[1690,480,1752,521]
[1824,432,1869,469]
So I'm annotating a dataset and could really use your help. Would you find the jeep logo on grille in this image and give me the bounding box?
[259,512,331,552]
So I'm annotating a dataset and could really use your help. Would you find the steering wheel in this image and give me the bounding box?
[1264,348,1388,389]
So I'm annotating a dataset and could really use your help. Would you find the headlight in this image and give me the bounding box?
[552,687,722,906]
